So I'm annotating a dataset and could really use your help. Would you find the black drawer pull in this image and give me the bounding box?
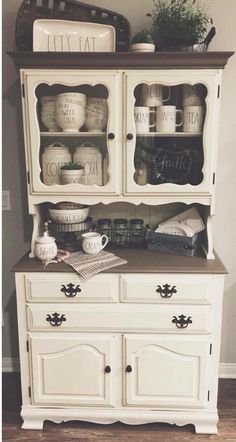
[105,365,111,373]
[126,365,132,373]
[46,313,67,327]
[156,284,177,298]
[61,283,81,297]
[108,132,115,140]
[172,314,192,329]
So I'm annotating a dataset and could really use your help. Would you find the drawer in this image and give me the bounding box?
[24,273,119,303]
[121,274,217,304]
[27,304,212,333]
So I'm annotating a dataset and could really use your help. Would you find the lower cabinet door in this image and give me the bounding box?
[29,332,117,407]
[124,334,210,409]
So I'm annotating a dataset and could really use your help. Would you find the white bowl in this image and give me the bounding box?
[49,205,89,224]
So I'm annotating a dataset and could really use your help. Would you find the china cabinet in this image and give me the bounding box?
[12,51,233,433]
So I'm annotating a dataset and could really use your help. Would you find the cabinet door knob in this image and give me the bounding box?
[108,132,115,140]
[46,312,67,327]
[104,365,111,373]
[156,284,177,298]
[126,365,132,373]
[61,283,81,297]
[127,133,134,140]
[172,314,192,329]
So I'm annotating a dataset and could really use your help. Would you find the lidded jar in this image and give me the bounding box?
[129,218,145,246]
[42,142,71,186]
[112,218,128,247]
[97,218,112,242]
[73,141,102,185]
[34,222,57,262]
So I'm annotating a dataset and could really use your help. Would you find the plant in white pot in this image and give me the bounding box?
[131,29,155,52]
[150,0,211,51]
[60,162,84,185]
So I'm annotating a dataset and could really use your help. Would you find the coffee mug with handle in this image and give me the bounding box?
[183,106,204,133]
[134,106,156,134]
[156,105,183,133]
[182,84,203,107]
[141,84,171,107]
[82,232,108,255]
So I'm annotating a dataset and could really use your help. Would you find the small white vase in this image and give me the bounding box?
[60,169,84,184]
[131,43,155,53]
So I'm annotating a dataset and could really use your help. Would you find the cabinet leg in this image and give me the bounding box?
[194,423,218,434]
[21,418,44,430]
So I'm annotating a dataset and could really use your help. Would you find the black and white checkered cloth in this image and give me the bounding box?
[64,250,127,278]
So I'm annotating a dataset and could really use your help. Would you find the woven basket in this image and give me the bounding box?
[15,0,130,52]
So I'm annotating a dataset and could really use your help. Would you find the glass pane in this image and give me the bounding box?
[35,83,110,187]
[133,83,207,186]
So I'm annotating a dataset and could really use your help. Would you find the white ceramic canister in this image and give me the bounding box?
[34,228,57,262]
[42,142,72,186]
[73,141,103,186]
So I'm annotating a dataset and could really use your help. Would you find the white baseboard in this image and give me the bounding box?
[219,363,236,379]
[2,357,20,372]
[2,357,236,378]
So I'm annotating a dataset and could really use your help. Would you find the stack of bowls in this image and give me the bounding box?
[40,96,59,132]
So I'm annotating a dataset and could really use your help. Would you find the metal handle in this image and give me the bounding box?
[126,365,132,373]
[127,133,134,140]
[108,132,115,140]
[61,283,81,297]
[172,314,192,329]
[156,284,177,298]
[46,312,67,327]
[104,365,111,373]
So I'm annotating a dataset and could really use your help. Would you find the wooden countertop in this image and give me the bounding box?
[12,249,227,274]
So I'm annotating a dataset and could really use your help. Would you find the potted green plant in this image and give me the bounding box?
[151,0,210,51]
[60,162,84,185]
[131,29,155,52]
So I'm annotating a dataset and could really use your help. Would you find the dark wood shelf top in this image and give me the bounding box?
[8,51,234,70]
[12,249,227,275]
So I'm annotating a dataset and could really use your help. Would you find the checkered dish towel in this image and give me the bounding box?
[64,250,127,278]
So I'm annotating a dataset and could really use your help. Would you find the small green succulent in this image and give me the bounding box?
[132,29,154,44]
[60,162,84,170]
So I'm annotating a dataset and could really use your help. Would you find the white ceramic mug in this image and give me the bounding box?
[85,97,108,132]
[183,85,202,107]
[141,84,171,107]
[156,105,183,133]
[82,232,108,254]
[56,92,86,132]
[183,106,204,133]
[134,106,156,134]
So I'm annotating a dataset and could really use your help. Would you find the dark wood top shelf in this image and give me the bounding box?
[12,249,227,274]
[9,51,234,70]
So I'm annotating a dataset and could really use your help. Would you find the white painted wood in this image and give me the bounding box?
[120,273,217,304]
[29,332,117,406]
[124,70,221,197]
[21,69,121,196]
[26,303,212,334]
[24,273,119,303]
[123,334,210,408]
[20,406,219,433]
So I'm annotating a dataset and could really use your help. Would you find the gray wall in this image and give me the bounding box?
[2,0,236,363]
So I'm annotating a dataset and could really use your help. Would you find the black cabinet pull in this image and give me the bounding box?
[156,284,177,298]
[46,312,67,327]
[104,365,111,373]
[61,283,81,297]
[108,132,115,140]
[172,314,192,329]
[127,133,133,140]
[126,365,132,373]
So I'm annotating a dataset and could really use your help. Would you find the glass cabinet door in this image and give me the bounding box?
[21,70,120,195]
[124,70,221,195]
